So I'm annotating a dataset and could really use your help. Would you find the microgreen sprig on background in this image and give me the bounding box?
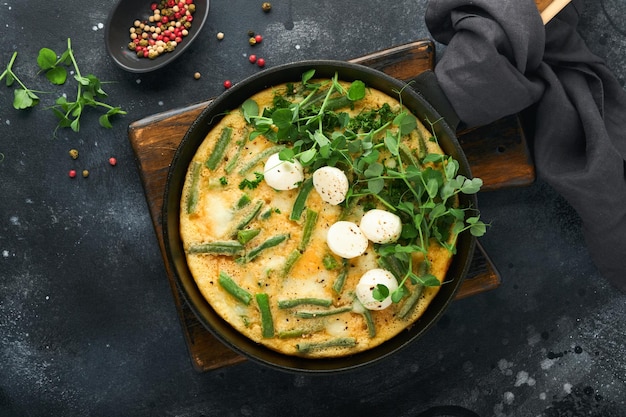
[0,52,46,109]
[1,38,126,136]
[38,38,127,134]
[241,70,488,302]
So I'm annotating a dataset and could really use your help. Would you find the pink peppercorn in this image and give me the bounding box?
[257,58,266,67]
[254,34,263,44]
[223,80,232,89]
[248,54,257,64]
[109,157,117,166]
[69,169,77,178]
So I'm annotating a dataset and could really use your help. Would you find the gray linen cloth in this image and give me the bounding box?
[425,0,626,291]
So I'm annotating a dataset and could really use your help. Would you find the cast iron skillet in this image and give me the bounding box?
[162,60,477,373]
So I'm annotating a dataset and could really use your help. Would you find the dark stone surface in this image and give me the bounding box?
[1,1,625,416]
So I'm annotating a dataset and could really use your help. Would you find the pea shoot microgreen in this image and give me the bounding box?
[241,70,488,304]
[0,52,46,109]
[1,38,126,136]
[39,38,127,134]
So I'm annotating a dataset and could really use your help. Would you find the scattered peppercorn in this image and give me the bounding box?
[193,72,201,79]
[69,149,79,160]
[248,37,257,46]
[223,80,232,89]
[254,34,263,44]
[82,169,90,178]
[109,157,117,166]
[247,30,255,37]
[257,57,266,67]
[248,54,257,64]
[69,169,77,178]
[262,2,272,12]
[216,31,224,40]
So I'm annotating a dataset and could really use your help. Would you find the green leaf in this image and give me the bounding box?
[4,72,14,87]
[423,153,444,164]
[299,147,317,165]
[58,49,72,65]
[70,118,80,132]
[272,108,295,130]
[367,177,384,194]
[37,48,58,70]
[470,221,487,237]
[242,99,259,123]
[312,130,330,147]
[460,177,483,194]
[45,66,67,85]
[393,112,417,135]
[13,88,38,109]
[347,80,366,101]
[372,284,389,301]
[391,286,406,303]
[444,158,459,180]
[278,147,295,162]
[419,274,441,287]
[364,161,383,178]
[429,203,447,219]
[384,131,399,156]
[74,75,91,86]
[302,69,315,85]
[425,177,439,199]
[99,113,112,128]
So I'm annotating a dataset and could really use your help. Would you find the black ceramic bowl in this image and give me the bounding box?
[105,0,209,73]
[163,60,477,373]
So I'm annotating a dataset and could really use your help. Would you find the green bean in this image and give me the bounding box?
[278,324,324,339]
[235,194,251,209]
[230,200,264,237]
[224,138,247,174]
[281,249,301,277]
[238,145,285,176]
[278,298,333,309]
[205,126,233,171]
[324,95,353,111]
[377,254,406,281]
[218,271,252,305]
[298,208,318,252]
[289,178,313,221]
[237,229,260,245]
[360,306,376,338]
[255,293,274,338]
[398,283,424,319]
[296,337,356,354]
[294,306,352,319]
[332,260,349,294]
[239,233,289,263]
[414,127,429,161]
[187,240,244,256]
[399,142,420,169]
[322,253,339,270]
[185,162,202,214]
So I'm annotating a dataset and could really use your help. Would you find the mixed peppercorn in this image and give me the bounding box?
[127,0,196,59]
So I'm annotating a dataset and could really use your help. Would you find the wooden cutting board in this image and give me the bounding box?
[129,39,533,371]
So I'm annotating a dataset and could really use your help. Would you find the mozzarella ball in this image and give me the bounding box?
[356,269,399,310]
[263,153,304,190]
[312,166,349,205]
[326,221,369,259]
[359,209,402,244]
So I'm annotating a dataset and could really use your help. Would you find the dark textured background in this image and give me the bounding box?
[1,1,625,416]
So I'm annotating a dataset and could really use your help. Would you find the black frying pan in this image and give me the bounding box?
[162,60,476,373]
